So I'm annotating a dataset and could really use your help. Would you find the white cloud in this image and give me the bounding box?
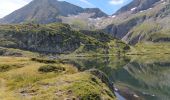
[0,0,31,18]
[109,0,124,5]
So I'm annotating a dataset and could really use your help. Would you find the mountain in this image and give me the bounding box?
[0,0,107,24]
[101,0,170,45]
[115,0,161,14]
[1,0,170,46]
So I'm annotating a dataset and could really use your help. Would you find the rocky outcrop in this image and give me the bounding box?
[88,69,115,93]
[0,24,88,53]
[0,23,129,54]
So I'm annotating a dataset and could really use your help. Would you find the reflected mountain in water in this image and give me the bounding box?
[66,55,170,100]
[120,56,170,100]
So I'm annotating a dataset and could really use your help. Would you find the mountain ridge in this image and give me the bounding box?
[0,0,107,24]
[102,0,170,45]
[115,0,161,15]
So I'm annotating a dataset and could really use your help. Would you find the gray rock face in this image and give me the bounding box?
[84,8,108,18]
[115,0,161,14]
[88,69,114,93]
[104,15,146,39]
[0,0,107,24]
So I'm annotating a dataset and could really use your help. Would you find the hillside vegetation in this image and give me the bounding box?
[0,23,129,56]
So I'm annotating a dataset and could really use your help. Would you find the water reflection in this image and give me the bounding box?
[66,55,170,100]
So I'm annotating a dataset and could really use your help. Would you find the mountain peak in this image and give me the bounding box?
[115,0,162,14]
[0,0,107,24]
[84,8,108,18]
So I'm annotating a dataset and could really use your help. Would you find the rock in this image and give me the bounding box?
[88,69,114,92]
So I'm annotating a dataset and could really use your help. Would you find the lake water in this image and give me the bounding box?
[66,55,170,100]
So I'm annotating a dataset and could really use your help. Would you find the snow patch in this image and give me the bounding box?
[131,7,137,11]
[112,15,116,18]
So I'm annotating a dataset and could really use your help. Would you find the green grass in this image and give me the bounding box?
[127,21,161,43]
[0,57,116,100]
[31,72,115,100]
[128,42,170,55]
[71,19,88,30]
[38,65,65,73]
[0,47,39,57]
[0,64,24,72]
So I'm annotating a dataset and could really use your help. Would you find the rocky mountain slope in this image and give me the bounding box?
[122,0,170,44]
[98,0,170,45]
[0,0,107,24]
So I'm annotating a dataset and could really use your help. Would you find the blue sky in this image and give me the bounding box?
[0,0,132,18]
[59,0,132,15]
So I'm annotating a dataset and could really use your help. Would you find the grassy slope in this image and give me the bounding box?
[67,30,130,56]
[0,47,39,57]
[0,57,116,100]
[128,42,170,55]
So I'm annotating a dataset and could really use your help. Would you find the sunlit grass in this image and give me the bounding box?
[0,56,115,100]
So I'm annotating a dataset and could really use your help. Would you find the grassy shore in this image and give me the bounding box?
[0,56,116,100]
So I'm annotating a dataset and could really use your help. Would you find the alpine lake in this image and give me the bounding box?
[64,54,170,100]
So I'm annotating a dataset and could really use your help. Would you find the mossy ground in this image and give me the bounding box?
[0,56,116,100]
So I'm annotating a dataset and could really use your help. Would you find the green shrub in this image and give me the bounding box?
[0,64,24,72]
[31,58,57,64]
[80,93,101,100]
[38,65,65,73]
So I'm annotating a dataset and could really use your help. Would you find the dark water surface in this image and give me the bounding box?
[65,55,170,100]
